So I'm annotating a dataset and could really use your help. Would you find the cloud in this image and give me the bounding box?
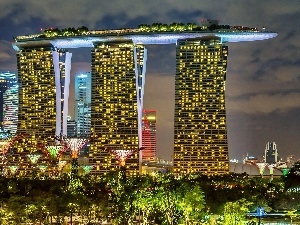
[0,40,17,71]
[0,52,11,61]
[0,41,15,61]
[0,0,299,29]
[227,92,300,115]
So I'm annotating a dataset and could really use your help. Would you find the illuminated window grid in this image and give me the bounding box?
[90,41,143,176]
[0,72,18,134]
[173,38,229,175]
[16,47,58,153]
[75,72,91,137]
[142,110,157,160]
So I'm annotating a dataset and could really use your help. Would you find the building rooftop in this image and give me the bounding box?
[12,25,277,50]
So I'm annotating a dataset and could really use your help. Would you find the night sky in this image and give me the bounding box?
[1,0,300,162]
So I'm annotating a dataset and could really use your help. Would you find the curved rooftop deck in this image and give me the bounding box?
[12,29,277,50]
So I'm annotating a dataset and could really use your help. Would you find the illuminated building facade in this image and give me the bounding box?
[142,109,157,160]
[264,142,278,164]
[89,41,146,176]
[0,72,18,134]
[12,23,277,176]
[67,118,77,138]
[16,46,71,151]
[75,72,91,137]
[173,38,229,175]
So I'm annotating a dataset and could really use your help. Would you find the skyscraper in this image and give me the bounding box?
[264,142,278,164]
[89,41,146,176]
[16,46,71,149]
[0,72,18,134]
[74,72,91,137]
[173,37,229,175]
[12,23,276,176]
[142,109,157,160]
[67,116,77,137]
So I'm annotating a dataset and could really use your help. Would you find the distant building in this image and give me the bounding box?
[287,155,295,168]
[141,158,173,175]
[243,154,259,164]
[67,117,77,137]
[0,72,18,134]
[74,72,91,137]
[264,142,278,164]
[141,110,157,160]
[230,162,282,177]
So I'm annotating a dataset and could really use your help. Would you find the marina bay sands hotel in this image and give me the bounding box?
[12,21,277,176]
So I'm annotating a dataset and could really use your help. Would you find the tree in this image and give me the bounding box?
[186,23,197,31]
[286,209,299,224]
[153,173,182,225]
[105,171,137,225]
[77,26,89,34]
[222,199,253,225]
[6,196,28,224]
[0,202,13,225]
[132,174,156,225]
[178,184,206,224]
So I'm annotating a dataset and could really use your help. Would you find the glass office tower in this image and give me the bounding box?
[264,142,278,164]
[0,72,18,134]
[90,41,146,175]
[173,37,229,175]
[142,109,157,160]
[75,72,91,137]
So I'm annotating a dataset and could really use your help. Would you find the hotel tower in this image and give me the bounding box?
[16,47,71,150]
[12,22,276,176]
[174,38,229,174]
[89,41,146,176]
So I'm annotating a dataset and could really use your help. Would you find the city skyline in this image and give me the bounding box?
[11,24,275,175]
[0,0,300,162]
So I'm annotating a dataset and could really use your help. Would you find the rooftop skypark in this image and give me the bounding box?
[12,20,277,49]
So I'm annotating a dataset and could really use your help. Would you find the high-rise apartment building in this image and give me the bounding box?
[89,41,146,176]
[16,46,71,150]
[75,72,91,137]
[173,38,229,175]
[141,109,157,160]
[0,72,18,134]
[264,142,278,164]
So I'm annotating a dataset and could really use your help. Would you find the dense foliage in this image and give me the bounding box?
[0,171,297,225]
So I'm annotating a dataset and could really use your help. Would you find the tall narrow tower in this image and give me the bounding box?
[142,109,157,160]
[90,41,147,176]
[0,72,18,134]
[74,72,91,137]
[173,37,229,175]
[264,142,278,164]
